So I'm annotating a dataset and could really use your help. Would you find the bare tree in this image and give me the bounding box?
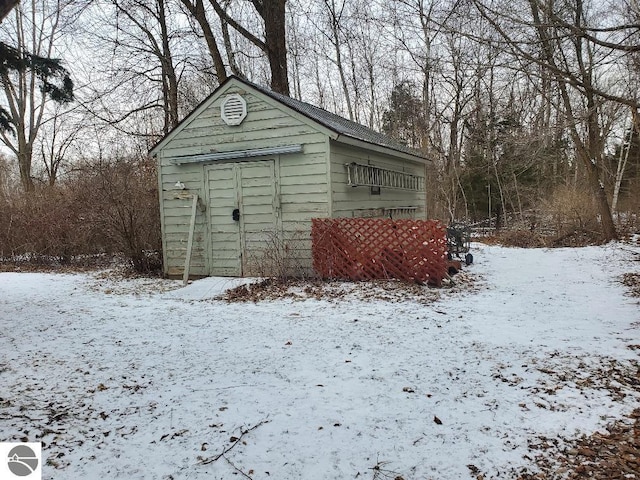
[468,0,626,239]
[0,0,76,191]
[77,0,193,142]
[207,0,290,95]
[37,105,87,186]
[113,0,181,133]
[179,0,228,82]
[319,0,354,120]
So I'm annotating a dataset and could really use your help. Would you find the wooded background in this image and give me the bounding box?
[1,0,639,269]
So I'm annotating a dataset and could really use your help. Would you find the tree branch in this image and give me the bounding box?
[207,0,266,51]
[198,419,270,466]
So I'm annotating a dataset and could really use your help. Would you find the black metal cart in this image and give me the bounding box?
[446,224,474,265]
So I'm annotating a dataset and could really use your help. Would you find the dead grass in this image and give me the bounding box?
[220,270,479,304]
[0,254,121,273]
[480,228,608,249]
[621,273,640,298]
[475,354,640,480]
[0,253,162,276]
[515,408,640,480]
[491,230,549,248]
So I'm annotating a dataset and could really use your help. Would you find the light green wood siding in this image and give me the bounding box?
[158,161,208,278]
[203,157,325,277]
[237,161,278,277]
[157,80,329,277]
[156,78,428,278]
[276,149,330,275]
[329,141,427,219]
[158,84,327,161]
[207,163,241,276]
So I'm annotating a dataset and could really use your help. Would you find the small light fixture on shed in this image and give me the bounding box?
[174,181,186,190]
[221,93,247,126]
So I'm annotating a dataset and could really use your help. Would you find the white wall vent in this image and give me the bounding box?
[220,94,247,126]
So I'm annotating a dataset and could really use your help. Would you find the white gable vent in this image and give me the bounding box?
[221,93,247,126]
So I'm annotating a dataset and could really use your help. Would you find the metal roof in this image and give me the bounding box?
[150,76,429,162]
[242,78,427,160]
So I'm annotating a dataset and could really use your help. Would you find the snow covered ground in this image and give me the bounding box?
[1,242,639,480]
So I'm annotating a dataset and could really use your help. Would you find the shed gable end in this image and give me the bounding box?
[153,80,328,162]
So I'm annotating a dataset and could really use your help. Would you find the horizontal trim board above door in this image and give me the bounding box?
[171,144,303,165]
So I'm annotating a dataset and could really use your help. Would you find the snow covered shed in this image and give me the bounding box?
[149,76,430,278]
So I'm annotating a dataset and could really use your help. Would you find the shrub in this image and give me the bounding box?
[494,230,547,248]
[243,229,312,281]
[0,154,162,273]
[73,156,162,272]
[542,185,600,236]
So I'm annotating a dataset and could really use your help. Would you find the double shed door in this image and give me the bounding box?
[206,160,280,276]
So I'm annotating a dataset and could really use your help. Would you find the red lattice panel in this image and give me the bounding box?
[311,218,447,286]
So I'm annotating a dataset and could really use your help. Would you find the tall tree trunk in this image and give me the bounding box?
[180,0,227,82]
[209,0,289,95]
[18,143,34,192]
[158,0,179,131]
[0,1,69,193]
[557,76,618,240]
[261,0,289,95]
[221,16,241,76]
[527,0,617,240]
[112,0,180,133]
[322,0,353,120]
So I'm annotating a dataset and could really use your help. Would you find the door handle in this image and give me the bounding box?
[232,208,240,221]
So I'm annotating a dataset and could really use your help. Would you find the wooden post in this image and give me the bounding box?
[183,194,199,286]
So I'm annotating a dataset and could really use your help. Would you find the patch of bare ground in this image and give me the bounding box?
[0,259,107,273]
[86,268,181,295]
[477,354,640,480]
[0,253,162,275]
[621,273,640,298]
[220,269,480,304]
[513,409,640,480]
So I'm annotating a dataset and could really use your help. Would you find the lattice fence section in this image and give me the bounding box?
[311,218,448,285]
